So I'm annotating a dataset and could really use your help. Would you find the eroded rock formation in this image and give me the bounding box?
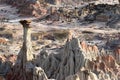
[34,38,100,80]
[6,20,50,80]
[35,37,120,80]
[4,20,120,80]
[6,20,34,80]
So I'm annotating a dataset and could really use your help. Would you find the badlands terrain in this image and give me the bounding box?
[0,0,120,80]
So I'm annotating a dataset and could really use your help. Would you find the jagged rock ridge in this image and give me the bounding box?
[35,37,120,80]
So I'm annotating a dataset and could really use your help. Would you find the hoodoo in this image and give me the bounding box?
[7,20,34,80]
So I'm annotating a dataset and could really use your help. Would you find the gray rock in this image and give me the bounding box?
[33,67,48,80]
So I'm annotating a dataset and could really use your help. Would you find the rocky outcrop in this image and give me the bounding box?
[34,37,100,80]
[34,36,120,80]
[56,38,85,80]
